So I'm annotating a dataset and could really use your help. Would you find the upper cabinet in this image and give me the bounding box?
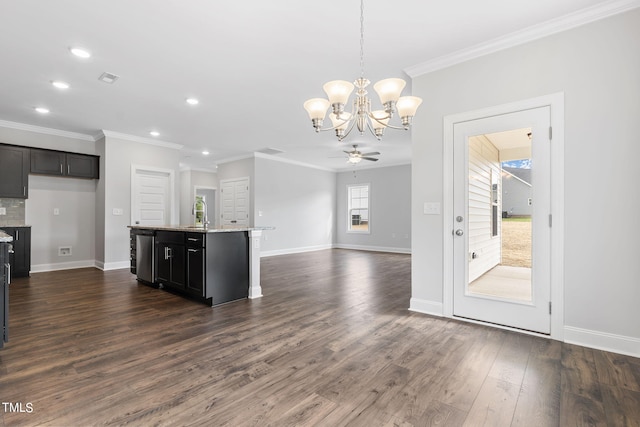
[0,145,29,198]
[66,153,99,179]
[30,148,65,176]
[30,148,99,179]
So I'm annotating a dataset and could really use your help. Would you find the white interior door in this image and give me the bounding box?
[220,177,249,227]
[453,106,551,334]
[132,169,171,226]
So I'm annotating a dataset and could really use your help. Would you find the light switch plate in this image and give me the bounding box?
[423,202,441,215]
[0,207,6,215]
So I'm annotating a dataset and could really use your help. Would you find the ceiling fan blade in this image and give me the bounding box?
[360,152,380,156]
[361,157,379,162]
[343,151,353,154]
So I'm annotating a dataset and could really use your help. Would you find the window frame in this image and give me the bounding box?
[346,183,371,234]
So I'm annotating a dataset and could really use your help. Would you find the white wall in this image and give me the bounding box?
[411,9,640,353]
[96,135,181,268]
[336,164,411,253]
[254,155,336,255]
[26,176,96,271]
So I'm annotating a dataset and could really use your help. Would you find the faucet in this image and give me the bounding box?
[192,199,210,228]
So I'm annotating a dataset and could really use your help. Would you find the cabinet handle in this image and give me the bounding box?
[164,247,168,260]
[15,230,18,240]
[67,164,70,174]
[187,238,199,241]
[60,163,63,174]
[23,186,26,196]
[188,248,199,252]
[167,247,172,259]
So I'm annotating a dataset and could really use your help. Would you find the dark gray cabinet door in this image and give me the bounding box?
[66,153,99,179]
[30,149,65,176]
[1,227,30,278]
[0,145,29,198]
[186,247,205,296]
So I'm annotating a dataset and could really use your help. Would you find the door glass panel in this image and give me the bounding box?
[466,128,532,302]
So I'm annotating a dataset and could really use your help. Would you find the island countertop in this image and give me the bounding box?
[0,231,13,243]
[128,225,273,233]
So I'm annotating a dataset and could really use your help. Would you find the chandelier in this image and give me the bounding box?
[303,0,422,142]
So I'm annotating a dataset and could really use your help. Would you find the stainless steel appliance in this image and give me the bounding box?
[134,229,155,285]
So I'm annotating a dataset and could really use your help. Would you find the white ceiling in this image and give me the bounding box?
[0,0,621,171]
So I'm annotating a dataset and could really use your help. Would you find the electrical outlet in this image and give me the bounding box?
[112,208,124,216]
[58,246,72,256]
[53,208,60,215]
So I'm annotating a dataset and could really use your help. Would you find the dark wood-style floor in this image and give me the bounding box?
[1,249,639,426]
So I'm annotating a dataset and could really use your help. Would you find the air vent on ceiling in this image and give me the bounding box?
[98,72,120,84]
[256,147,285,155]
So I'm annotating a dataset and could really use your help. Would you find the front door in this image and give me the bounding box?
[453,106,551,334]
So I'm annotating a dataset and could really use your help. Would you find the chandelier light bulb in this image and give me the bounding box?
[373,78,406,105]
[323,80,354,106]
[303,98,330,120]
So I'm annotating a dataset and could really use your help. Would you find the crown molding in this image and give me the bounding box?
[98,130,183,150]
[335,160,411,173]
[0,119,94,141]
[179,166,218,173]
[253,152,336,172]
[405,0,640,77]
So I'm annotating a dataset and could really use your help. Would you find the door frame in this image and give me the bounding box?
[443,93,565,340]
[194,185,217,228]
[130,164,177,226]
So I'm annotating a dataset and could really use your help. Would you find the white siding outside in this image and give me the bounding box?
[468,135,501,283]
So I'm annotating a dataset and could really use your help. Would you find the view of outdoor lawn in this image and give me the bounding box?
[501,217,531,268]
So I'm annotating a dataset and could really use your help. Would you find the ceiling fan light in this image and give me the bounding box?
[323,80,354,105]
[397,96,423,119]
[373,78,406,104]
[348,156,362,164]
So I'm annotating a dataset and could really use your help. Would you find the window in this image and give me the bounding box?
[347,184,370,233]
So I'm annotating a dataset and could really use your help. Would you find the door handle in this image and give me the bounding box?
[455,229,464,236]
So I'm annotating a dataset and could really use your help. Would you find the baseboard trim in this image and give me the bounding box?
[260,244,333,257]
[408,298,444,317]
[96,261,131,271]
[334,244,411,254]
[564,326,640,358]
[30,260,97,273]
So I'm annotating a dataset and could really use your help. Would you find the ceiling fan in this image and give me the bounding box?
[341,145,380,164]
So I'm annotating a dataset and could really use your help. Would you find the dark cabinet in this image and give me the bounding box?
[30,149,65,176]
[30,149,99,179]
[155,232,186,290]
[1,241,9,348]
[0,145,29,198]
[66,153,98,178]
[186,233,205,297]
[0,227,31,279]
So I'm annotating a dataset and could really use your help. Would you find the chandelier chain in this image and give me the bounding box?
[359,0,365,79]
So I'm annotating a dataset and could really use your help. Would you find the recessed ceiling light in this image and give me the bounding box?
[52,81,70,90]
[149,131,160,137]
[35,107,50,114]
[70,47,91,58]
[186,98,199,105]
[202,151,210,155]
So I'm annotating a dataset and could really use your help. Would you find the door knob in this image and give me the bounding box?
[455,229,464,236]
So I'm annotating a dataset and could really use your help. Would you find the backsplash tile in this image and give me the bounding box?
[0,198,26,226]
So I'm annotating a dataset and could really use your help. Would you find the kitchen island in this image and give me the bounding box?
[129,226,267,306]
